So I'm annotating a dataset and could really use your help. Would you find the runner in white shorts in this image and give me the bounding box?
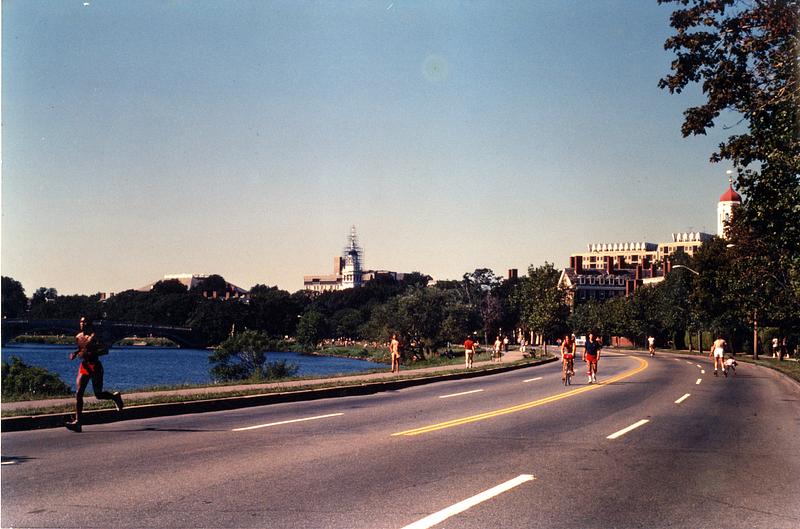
[711,336,727,377]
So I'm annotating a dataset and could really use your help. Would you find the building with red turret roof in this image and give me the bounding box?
[560,181,742,307]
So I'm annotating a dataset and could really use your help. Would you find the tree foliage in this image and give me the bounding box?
[515,263,569,343]
[660,0,800,337]
[296,311,327,348]
[2,356,72,399]
[2,276,28,318]
[208,330,295,381]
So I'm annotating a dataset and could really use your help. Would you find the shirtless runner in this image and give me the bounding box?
[65,317,124,432]
[390,334,401,373]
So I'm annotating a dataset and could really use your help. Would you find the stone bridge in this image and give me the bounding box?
[1,319,207,349]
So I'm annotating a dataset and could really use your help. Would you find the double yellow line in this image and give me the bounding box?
[392,356,648,436]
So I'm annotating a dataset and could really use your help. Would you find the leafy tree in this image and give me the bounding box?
[296,310,327,348]
[28,294,101,320]
[209,330,288,381]
[102,289,155,323]
[515,263,570,347]
[569,300,606,337]
[30,287,58,307]
[688,238,744,340]
[396,287,452,355]
[2,356,71,399]
[628,285,664,346]
[188,298,248,346]
[330,308,364,339]
[440,300,479,347]
[365,287,464,356]
[461,268,502,306]
[400,272,432,289]
[196,274,229,298]
[248,285,303,337]
[659,0,799,168]
[479,293,505,343]
[152,279,188,296]
[2,276,27,318]
[660,0,800,348]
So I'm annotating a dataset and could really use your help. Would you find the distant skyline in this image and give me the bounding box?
[2,1,740,296]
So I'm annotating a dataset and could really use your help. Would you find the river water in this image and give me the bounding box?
[1,343,385,392]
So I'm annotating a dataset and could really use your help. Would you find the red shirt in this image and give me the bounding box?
[464,339,474,351]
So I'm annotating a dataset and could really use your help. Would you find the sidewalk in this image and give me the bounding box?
[2,348,549,431]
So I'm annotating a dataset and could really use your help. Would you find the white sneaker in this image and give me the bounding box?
[588,376,593,383]
[592,375,597,383]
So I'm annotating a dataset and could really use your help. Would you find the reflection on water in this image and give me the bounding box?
[1,343,384,391]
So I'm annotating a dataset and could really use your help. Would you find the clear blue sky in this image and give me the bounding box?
[2,0,739,296]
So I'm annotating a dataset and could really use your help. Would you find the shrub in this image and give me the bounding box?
[2,356,72,399]
[209,330,298,382]
[263,360,299,379]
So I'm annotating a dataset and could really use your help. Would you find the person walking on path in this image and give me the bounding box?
[711,335,728,377]
[66,317,123,432]
[648,336,656,357]
[560,334,576,382]
[584,332,601,383]
[493,336,502,363]
[390,334,401,374]
[464,336,475,369]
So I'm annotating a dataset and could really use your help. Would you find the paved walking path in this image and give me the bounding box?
[2,348,538,415]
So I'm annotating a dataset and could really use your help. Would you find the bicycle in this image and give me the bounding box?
[562,356,574,386]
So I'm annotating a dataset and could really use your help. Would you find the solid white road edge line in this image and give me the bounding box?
[400,474,535,529]
[439,389,484,399]
[607,419,650,440]
[675,393,691,404]
[696,378,702,385]
[232,413,344,431]
[523,377,543,383]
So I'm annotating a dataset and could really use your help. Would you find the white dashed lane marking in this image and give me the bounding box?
[607,419,650,440]
[400,474,536,529]
[439,389,484,399]
[232,413,344,431]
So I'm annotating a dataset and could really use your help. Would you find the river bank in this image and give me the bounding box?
[10,334,179,347]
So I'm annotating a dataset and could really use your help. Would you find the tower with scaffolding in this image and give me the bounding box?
[341,225,364,289]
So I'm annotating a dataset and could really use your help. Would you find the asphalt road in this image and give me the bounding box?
[3,352,799,529]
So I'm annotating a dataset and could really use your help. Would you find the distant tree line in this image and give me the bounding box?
[3,241,797,357]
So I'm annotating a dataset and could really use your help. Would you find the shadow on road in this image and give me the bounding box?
[1,455,37,465]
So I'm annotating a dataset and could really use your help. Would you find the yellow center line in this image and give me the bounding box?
[392,356,648,436]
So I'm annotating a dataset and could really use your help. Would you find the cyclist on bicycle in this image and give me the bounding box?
[561,334,576,382]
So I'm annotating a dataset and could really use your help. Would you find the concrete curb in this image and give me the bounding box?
[1,357,558,432]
